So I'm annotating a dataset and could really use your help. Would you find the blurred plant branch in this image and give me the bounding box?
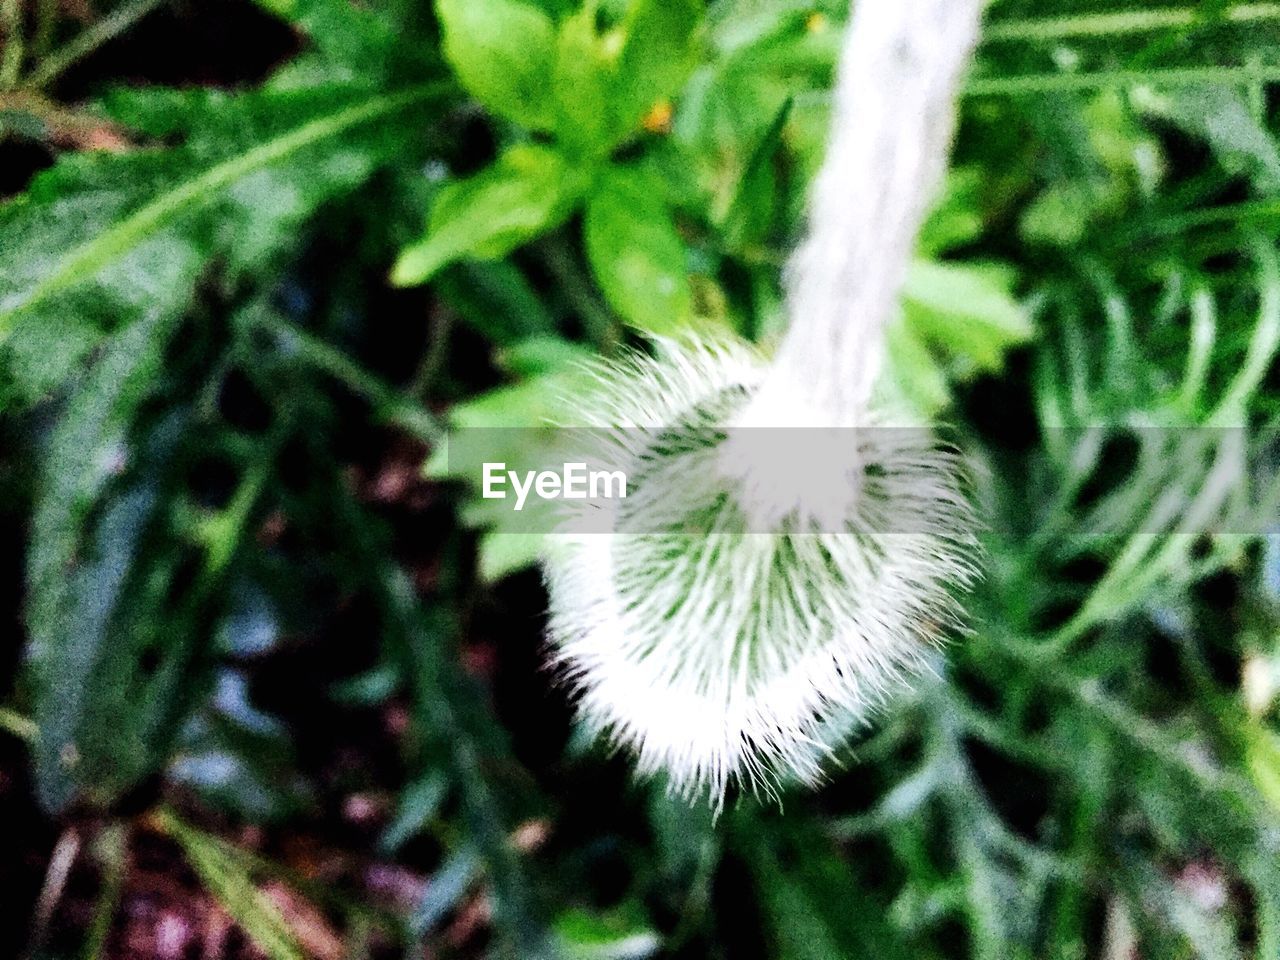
[970,64,1280,96]
[985,3,1280,43]
[0,89,128,147]
[26,0,166,90]
[253,311,444,444]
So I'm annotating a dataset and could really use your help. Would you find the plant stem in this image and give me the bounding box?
[410,302,455,401]
[542,236,621,353]
[0,0,24,90]
[985,3,1280,43]
[0,90,127,148]
[34,0,56,59]
[1144,196,1280,235]
[0,705,37,741]
[27,0,168,89]
[82,825,128,960]
[968,63,1280,96]
[30,828,82,950]
[257,313,444,444]
[751,0,981,427]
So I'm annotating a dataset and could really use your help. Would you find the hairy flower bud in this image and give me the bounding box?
[543,0,985,804]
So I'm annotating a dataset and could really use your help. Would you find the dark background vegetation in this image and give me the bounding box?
[2,0,1280,958]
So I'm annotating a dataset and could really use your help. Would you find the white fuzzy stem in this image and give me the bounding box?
[741,0,984,427]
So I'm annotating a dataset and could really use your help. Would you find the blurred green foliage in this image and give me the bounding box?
[1,0,1280,958]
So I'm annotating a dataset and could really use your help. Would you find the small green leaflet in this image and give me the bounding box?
[392,143,591,286]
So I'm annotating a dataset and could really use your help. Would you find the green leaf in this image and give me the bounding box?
[719,96,789,250]
[1145,85,1280,192]
[170,665,313,824]
[392,144,590,286]
[496,334,591,378]
[412,846,482,936]
[380,772,449,855]
[26,313,174,668]
[159,809,306,960]
[251,0,415,78]
[26,314,190,813]
[436,0,558,130]
[550,0,702,155]
[611,0,702,136]
[736,813,914,960]
[30,457,200,814]
[382,581,554,956]
[428,336,596,579]
[0,82,445,408]
[903,259,1033,373]
[551,7,619,155]
[1247,722,1280,812]
[478,531,548,583]
[435,342,593,436]
[883,316,952,417]
[25,300,313,813]
[584,167,692,335]
[435,260,558,345]
[554,907,660,958]
[918,167,986,257]
[1019,182,1095,247]
[674,3,834,185]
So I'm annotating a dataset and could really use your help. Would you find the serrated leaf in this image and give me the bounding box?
[29,450,209,813]
[26,312,173,661]
[26,301,307,812]
[0,82,445,408]
[584,167,692,335]
[27,384,249,815]
[392,144,590,286]
[437,0,558,130]
[251,0,417,78]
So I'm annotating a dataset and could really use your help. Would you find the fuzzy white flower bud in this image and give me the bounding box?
[542,0,985,804]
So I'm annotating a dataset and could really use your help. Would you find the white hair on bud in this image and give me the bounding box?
[544,339,978,804]
[542,0,986,804]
